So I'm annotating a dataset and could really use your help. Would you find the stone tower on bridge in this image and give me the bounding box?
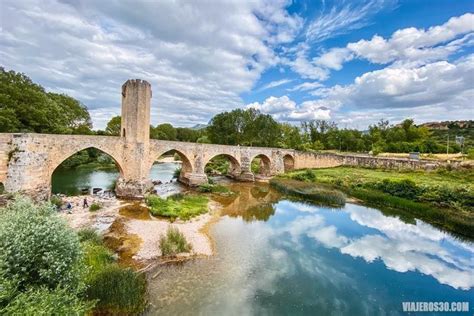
[115,79,153,197]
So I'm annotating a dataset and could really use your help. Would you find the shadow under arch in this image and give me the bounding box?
[204,153,241,178]
[283,154,295,172]
[50,147,124,195]
[251,153,271,177]
[0,182,4,194]
[152,149,193,180]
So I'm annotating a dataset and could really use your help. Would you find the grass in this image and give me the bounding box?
[85,265,147,315]
[78,227,103,245]
[284,166,474,189]
[270,178,346,207]
[159,226,192,256]
[283,167,473,212]
[89,203,101,212]
[146,193,208,220]
[282,166,474,238]
[79,228,148,314]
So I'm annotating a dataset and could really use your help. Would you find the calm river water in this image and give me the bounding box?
[52,164,474,315]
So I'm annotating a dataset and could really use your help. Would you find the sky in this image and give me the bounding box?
[1,0,473,130]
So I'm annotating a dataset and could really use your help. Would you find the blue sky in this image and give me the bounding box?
[1,0,473,129]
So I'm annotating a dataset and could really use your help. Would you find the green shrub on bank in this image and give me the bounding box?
[0,197,84,290]
[270,179,345,207]
[368,179,421,200]
[1,286,94,316]
[89,202,101,212]
[159,226,192,256]
[292,169,317,182]
[146,194,208,220]
[86,265,147,315]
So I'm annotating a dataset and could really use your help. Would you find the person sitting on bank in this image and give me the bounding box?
[66,202,72,214]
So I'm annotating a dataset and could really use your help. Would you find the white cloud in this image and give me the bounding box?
[348,13,474,65]
[288,81,324,92]
[288,49,329,80]
[311,13,474,75]
[257,78,294,91]
[309,54,474,127]
[247,95,296,114]
[305,0,396,43]
[314,48,354,70]
[0,0,302,129]
[247,96,333,121]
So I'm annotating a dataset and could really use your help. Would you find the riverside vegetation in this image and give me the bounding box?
[146,193,209,220]
[159,226,192,256]
[273,167,474,238]
[0,197,147,315]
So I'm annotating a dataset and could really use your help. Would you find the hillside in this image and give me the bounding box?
[420,120,474,151]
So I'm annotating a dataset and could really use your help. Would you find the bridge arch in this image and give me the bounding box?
[49,146,125,195]
[203,153,241,178]
[150,149,193,179]
[251,153,271,177]
[283,154,295,172]
[50,146,124,177]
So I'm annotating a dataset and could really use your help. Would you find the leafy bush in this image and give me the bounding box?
[89,202,101,212]
[0,197,84,290]
[86,265,147,315]
[159,226,192,256]
[1,286,94,316]
[369,179,421,200]
[146,194,208,220]
[293,169,317,182]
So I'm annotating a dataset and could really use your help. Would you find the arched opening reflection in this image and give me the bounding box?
[205,154,241,181]
[283,154,295,172]
[251,154,271,178]
[51,147,122,196]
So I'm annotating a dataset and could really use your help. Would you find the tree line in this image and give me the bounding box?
[1,67,469,155]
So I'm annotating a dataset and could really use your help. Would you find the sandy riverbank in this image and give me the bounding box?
[61,195,219,264]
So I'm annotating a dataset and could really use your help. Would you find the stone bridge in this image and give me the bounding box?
[0,79,443,200]
[0,79,338,199]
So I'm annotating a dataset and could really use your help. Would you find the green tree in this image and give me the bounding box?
[207,108,281,147]
[0,68,92,134]
[151,123,177,140]
[176,127,201,142]
[105,116,121,136]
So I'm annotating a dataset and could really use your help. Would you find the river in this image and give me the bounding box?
[52,163,474,315]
